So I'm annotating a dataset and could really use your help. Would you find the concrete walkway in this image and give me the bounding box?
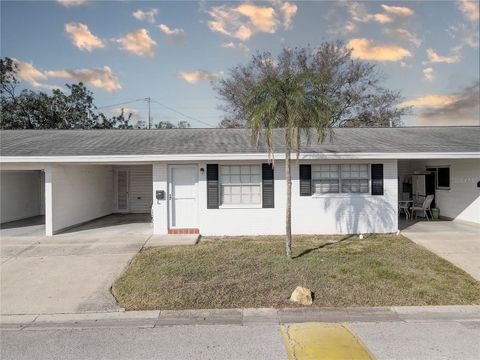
[402,220,480,281]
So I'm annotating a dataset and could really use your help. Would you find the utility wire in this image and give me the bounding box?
[96,98,145,110]
[150,98,214,128]
[96,97,215,128]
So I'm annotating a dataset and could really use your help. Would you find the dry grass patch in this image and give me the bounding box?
[112,234,480,310]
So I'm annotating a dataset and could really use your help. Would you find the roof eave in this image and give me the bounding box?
[1,152,479,164]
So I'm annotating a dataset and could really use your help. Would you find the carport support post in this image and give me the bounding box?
[44,166,54,236]
[152,163,168,234]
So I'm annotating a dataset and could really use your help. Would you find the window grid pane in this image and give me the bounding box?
[220,165,261,205]
[312,165,340,194]
[311,164,369,194]
[341,164,369,193]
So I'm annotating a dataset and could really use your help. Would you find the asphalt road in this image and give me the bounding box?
[2,320,480,360]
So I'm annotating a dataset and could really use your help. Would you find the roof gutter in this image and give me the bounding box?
[1,152,479,164]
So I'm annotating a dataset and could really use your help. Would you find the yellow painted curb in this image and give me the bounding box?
[280,322,376,360]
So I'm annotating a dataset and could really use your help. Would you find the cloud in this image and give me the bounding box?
[46,66,121,91]
[206,1,297,41]
[328,21,357,36]
[425,48,461,64]
[446,22,479,48]
[221,41,250,52]
[371,13,393,24]
[423,67,435,81]
[381,4,414,17]
[279,2,298,29]
[158,24,186,42]
[403,82,480,125]
[347,38,412,61]
[115,29,156,57]
[457,0,480,22]
[65,23,104,52]
[13,59,51,89]
[400,95,457,108]
[342,2,414,28]
[384,28,421,47]
[236,3,277,32]
[12,59,119,92]
[177,70,223,84]
[56,0,88,7]
[132,9,158,23]
[345,2,390,23]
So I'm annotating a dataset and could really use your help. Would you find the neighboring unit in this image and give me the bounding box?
[1,127,479,236]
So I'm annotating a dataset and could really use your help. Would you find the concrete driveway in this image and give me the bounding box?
[0,234,149,315]
[402,220,480,281]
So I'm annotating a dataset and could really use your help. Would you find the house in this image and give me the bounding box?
[1,127,479,237]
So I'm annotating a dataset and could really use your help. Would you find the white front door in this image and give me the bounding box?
[117,170,129,212]
[168,165,198,229]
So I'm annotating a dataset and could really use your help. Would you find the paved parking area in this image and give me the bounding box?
[0,216,45,237]
[402,220,480,281]
[0,234,149,315]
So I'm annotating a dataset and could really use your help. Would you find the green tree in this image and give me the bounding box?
[154,120,191,129]
[215,46,407,259]
[217,42,407,129]
[1,57,124,129]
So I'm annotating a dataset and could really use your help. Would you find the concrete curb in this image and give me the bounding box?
[1,305,479,330]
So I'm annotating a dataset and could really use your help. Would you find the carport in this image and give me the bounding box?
[0,170,45,236]
[398,158,479,223]
[0,164,153,236]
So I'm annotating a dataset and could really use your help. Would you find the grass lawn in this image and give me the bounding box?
[112,234,480,310]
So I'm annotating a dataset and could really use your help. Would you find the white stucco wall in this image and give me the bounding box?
[292,160,398,235]
[191,159,398,236]
[0,170,43,223]
[410,159,480,224]
[50,165,114,233]
[197,161,286,236]
[152,163,168,234]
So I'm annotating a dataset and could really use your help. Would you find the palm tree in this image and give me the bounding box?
[215,45,405,259]
[243,51,332,259]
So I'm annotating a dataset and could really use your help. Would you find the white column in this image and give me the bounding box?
[152,163,168,234]
[44,165,54,236]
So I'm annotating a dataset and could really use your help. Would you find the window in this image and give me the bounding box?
[341,164,369,193]
[220,165,261,205]
[312,165,339,194]
[426,166,450,189]
[312,164,369,194]
[437,167,450,189]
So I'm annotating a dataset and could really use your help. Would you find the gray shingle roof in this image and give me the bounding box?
[1,127,479,157]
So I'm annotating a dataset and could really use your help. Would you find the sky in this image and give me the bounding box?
[1,0,479,128]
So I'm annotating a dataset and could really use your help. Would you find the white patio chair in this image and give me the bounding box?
[399,201,411,220]
[411,195,434,221]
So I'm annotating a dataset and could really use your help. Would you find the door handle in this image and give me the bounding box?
[168,194,172,200]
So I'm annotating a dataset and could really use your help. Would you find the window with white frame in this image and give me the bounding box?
[220,165,261,205]
[312,164,369,194]
[341,164,369,193]
[312,164,339,194]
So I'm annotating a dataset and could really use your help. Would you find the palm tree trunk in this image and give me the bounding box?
[285,144,292,260]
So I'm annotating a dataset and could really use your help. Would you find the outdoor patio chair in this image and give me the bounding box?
[411,194,434,221]
[399,201,411,220]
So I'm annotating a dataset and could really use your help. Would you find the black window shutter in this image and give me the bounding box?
[299,165,312,196]
[262,163,274,208]
[206,164,219,209]
[371,164,384,196]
